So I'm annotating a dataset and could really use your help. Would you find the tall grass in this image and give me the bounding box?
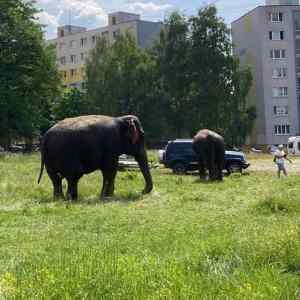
[0,153,300,299]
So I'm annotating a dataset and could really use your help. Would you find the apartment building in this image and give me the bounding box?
[47,12,163,89]
[232,0,300,146]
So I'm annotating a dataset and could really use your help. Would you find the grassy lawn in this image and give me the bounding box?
[1,153,300,299]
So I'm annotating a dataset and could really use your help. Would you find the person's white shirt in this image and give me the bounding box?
[274,149,285,164]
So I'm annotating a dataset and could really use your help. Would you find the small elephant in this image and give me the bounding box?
[37,115,153,200]
[193,129,225,181]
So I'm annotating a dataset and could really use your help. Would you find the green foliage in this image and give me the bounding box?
[1,154,300,298]
[0,0,61,148]
[154,12,192,137]
[86,34,167,140]
[85,7,253,144]
[188,6,235,133]
[0,2,253,147]
[155,7,254,143]
[52,88,88,121]
[226,66,256,146]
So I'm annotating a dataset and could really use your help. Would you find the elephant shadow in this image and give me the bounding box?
[71,191,144,206]
[193,178,224,184]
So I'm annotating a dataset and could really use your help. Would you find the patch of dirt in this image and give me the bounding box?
[248,156,300,173]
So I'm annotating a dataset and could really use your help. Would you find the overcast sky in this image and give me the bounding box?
[35,0,266,39]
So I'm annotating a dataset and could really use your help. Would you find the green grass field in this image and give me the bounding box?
[1,153,300,299]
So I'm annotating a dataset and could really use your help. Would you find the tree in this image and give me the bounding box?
[86,34,167,140]
[188,6,234,132]
[52,88,88,121]
[85,7,254,145]
[0,0,61,148]
[154,7,254,144]
[224,65,255,146]
[154,12,192,137]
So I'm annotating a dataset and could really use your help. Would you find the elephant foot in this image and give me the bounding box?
[53,192,64,200]
[101,190,114,201]
[66,193,78,201]
[142,184,153,194]
[101,195,114,202]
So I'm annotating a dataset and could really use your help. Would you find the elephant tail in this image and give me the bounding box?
[37,137,46,184]
[37,158,44,184]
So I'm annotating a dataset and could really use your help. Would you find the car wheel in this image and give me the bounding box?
[172,162,187,174]
[228,163,242,174]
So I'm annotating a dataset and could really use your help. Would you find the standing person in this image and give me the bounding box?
[273,144,292,178]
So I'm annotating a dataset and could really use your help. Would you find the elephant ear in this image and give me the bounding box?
[129,119,139,144]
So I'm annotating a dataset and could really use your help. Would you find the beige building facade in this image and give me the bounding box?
[47,12,163,88]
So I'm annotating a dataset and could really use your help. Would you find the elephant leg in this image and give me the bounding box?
[101,175,109,198]
[209,148,217,181]
[208,166,214,181]
[101,165,117,199]
[217,158,224,181]
[106,168,117,197]
[216,165,223,181]
[216,149,224,181]
[198,159,206,180]
[66,177,80,201]
[47,169,63,199]
[208,160,218,181]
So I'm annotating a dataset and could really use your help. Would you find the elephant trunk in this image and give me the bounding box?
[135,149,153,194]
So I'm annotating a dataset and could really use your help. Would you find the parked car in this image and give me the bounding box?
[288,136,300,155]
[269,145,278,155]
[118,155,139,170]
[159,139,250,174]
[8,144,24,153]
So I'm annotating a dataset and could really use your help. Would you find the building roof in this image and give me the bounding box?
[46,18,162,42]
[231,4,300,25]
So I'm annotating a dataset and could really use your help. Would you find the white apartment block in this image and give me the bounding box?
[47,12,163,89]
[232,0,300,146]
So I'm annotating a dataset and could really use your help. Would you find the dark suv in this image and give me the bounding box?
[159,139,250,174]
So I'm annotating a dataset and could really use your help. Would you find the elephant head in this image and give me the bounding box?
[118,115,153,194]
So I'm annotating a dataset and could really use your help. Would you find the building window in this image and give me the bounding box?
[269,31,284,41]
[80,53,85,61]
[92,35,96,44]
[113,29,120,39]
[239,48,246,57]
[70,54,77,64]
[70,40,76,48]
[61,71,67,80]
[60,56,66,65]
[112,16,117,25]
[273,106,288,116]
[80,37,87,48]
[60,29,64,37]
[270,49,286,59]
[59,42,65,50]
[269,12,283,23]
[274,124,290,135]
[272,67,287,78]
[70,69,77,78]
[295,11,300,31]
[272,87,288,97]
[102,31,109,40]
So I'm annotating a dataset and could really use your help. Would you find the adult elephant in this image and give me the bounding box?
[37,115,153,200]
[193,129,225,181]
